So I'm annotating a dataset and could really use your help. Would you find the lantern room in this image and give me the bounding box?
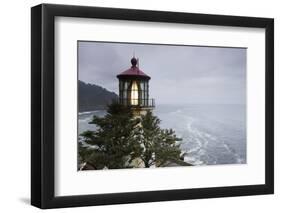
[117,57,155,110]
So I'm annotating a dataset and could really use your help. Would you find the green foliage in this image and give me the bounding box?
[79,103,189,170]
[139,111,184,167]
[79,102,143,169]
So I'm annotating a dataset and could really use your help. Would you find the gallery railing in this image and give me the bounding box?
[119,98,155,108]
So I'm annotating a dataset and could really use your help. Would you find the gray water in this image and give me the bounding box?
[78,104,246,166]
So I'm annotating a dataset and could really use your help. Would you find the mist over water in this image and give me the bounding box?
[78,104,246,166]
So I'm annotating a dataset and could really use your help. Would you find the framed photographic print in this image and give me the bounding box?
[31,3,274,209]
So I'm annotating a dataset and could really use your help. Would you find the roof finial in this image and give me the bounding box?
[131,57,137,67]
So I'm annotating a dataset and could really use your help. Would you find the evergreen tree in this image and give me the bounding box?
[78,103,190,170]
[139,111,186,167]
[79,102,143,169]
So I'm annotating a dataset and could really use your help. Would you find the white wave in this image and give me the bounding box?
[78,117,92,123]
[78,110,100,115]
[220,141,245,164]
[184,156,204,165]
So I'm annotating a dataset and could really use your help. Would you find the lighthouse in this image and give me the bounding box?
[117,57,155,116]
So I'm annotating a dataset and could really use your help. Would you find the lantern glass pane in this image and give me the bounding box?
[131,81,138,105]
[124,81,128,90]
[140,81,144,90]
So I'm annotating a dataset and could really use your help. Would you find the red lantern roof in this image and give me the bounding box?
[117,57,151,80]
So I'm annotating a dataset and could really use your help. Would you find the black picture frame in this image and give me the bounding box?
[31,3,274,209]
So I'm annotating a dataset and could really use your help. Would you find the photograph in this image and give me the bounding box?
[77,41,247,170]
[29,2,274,209]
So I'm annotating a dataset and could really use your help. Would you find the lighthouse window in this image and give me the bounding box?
[145,82,149,92]
[141,91,144,99]
[140,81,144,90]
[124,81,128,90]
[131,81,139,105]
[123,90,127,99]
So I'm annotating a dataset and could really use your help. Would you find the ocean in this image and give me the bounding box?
[78,104,246,166]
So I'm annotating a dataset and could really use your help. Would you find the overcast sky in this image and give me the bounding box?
[78,41,246,105]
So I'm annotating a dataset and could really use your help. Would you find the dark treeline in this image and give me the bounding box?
[79,80,118,112]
